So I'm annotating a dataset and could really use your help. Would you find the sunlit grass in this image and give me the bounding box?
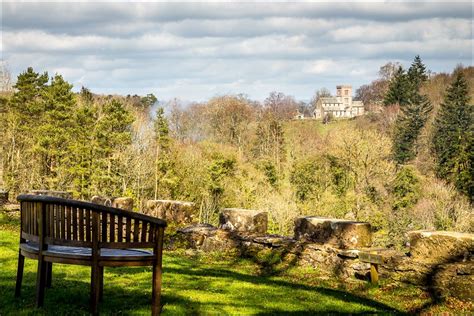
[0,212,466,315]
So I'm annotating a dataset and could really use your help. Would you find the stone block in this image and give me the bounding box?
[294,216,372,249]
[174,224,217,248]
[29,190,72,199]
[408,230,474,264]
[91,196,113,207]
[219,208,268,235]
[145,200,196,225]
[90,196,134,211]
[112,197,134,211]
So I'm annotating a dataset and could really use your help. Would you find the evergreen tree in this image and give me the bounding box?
[432,71,473,200]
[153,107,177,199]
[92,99,134,196]
[4,67,48,191]
[68,96,97,198]
[390,56,432,164]
[407,55,428,90]
[383,66,410,107]
[392,92,432,164]
[37,74,76,188]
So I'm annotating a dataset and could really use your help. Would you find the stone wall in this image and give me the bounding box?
[144,200,196,225]
[170,208,473,302]
[29,190,72,199]
[91,196,134,211]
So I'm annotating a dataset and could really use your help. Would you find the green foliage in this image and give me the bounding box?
[407,55,428,89]
[207,155,236,196]
[392,93,433,164]
[141,93,157,107]
[390,56,432,164]
[391,166,421,211]
[153,107,177,199]
[431,71,473,201]
[383,66,411,107]
[257,159,278,187]
[290,158,321,201]
[388,166,422,248]
[36,74,77,188]
[254,113,285,171]
[0,221,443,314]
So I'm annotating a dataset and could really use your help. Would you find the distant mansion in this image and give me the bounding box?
[295,85,365,120]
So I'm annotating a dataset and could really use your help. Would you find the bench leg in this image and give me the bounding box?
[46,262,52,288]
[36,257,47,307]
[15,251,25,297]
[151,263,163,316]
[99,266,104,302]
[90,264,100,315]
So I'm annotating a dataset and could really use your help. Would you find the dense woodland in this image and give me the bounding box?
[0,57,473,247]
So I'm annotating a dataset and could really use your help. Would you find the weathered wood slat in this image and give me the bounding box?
[109,214,115,242]
[54,205,60,239]
[148,224,154,243]
[66,206,72,240]
[101,212,108,242]
[45,237,92,248]
[18,194,167,227]
[85,210,91,242]
[99,241,155,249]
[141,222,148,242]
[79,208,84,241]
[21,231,39,242]
[60,205,66,240]
[118,215,123,242]
[72,207,78,240]
[133,220,140,242]
[125,217,132,242]
[46,205,54,236]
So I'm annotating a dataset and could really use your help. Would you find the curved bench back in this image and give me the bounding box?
[18,195,167,249]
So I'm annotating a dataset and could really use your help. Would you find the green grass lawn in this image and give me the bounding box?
[0,212,469,315]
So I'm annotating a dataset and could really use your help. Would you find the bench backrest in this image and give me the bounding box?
[18,194,167,250]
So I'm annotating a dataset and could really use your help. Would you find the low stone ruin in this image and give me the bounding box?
[170,208,473,301]
[29,190,72,199]
[294,216,372,249]
[219,208,268,234]
[91,196,134,211]
[144,200,196,226]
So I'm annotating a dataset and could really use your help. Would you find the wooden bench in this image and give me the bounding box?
[15,194,167,315]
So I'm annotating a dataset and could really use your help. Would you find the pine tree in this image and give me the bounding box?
[68,96,97,198]
[432,71,473,200]
[153,107,176,199]
[392,92,432,164]
[407,55,428,90]
[383,66,411,107]
[4,67,48,191]
[92,99,134,196]
[37,74,76,188]
[389,56,432,164]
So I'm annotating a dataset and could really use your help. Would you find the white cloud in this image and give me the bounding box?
[2,1,472,101]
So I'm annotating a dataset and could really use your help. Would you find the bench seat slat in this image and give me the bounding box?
[20,242,153,260]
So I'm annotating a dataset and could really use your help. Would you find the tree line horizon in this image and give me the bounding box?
[0,55,472,247]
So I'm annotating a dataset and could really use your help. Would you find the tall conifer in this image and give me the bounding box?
[432,71,473,200]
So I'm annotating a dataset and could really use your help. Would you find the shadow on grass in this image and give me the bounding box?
[1,259,406,315]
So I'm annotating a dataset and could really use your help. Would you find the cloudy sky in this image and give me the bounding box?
[1,1,472,102]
